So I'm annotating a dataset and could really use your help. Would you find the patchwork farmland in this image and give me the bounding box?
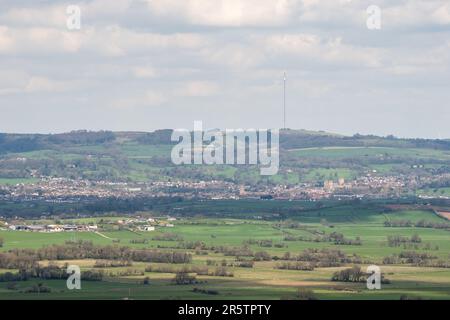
[1,204,449,300]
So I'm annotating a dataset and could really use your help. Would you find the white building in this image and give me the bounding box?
[47,225,64,232]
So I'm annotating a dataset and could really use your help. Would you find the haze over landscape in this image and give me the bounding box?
[0,0,449,138]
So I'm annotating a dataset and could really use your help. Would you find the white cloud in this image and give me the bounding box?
[145,0,297,27]
[263,34,382,68]
[111,90,167,109]
[0,74,76,96]
[0,25,209,57]
[201,42,266,69]
[432,3,450,25]
[25,76,67,93]
[177,81,219,97]
[0,26,14,53]
[83,0,134,17]
[143,0,450,30]
[0,5,67,28]
[0,0,133,28]
[382,0,450,28]
[2,0,449,30]
[0,26,82,55]
[132,66,158,78]
[143,90,167,105]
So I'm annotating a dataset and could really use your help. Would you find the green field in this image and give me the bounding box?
[0,178,38,185]
[289,147,450,160]
[1,208,449,300]
[418,188,450,198]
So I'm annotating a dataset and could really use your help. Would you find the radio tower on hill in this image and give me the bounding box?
[283,71,287,130]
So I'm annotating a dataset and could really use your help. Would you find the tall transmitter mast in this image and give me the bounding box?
[283,71,286,129]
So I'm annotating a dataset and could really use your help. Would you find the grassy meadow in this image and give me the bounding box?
[1,207,449,300]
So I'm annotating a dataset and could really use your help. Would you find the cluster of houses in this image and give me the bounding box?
[0,215,178,233]
[7,224,98,233]
[116,216,176,232]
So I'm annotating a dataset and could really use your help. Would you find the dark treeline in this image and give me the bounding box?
[0,241,191,269]
[215,246,254,257]
[1,130,449,156]
[129,239,149,244]
[242,238,287,248]
[275,261,315,271]
[136,129,174,145]
[331,266,390,284]
[384,219,450,229]
[93,260,132,268]
[331,266,365,283]
[382,251,450,267]
[173,271,198,285]
[0,196,184,218]
[0,264,103,282]
[280,248,365,268]
[145,264,235,277]
[177,241,207,250]
[0,131,115,154]
[145,264,209,275]
[387,234,421,247]
[0,197,445,221]
[146,244,366,269]
[280,130,450,151]
[47,131,115,145]
[284,232,362,246]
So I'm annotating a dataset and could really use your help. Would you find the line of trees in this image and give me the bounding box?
[384,219,450,229]
[93,260,133,268]
[0,241,192,269]
[145,264,209,275]
[0,265,103,282]
[173,271,198,285]
[280,248,364,268]
[275,262,315,271]
[331,266,365,283]
[383,251,442,266]
[387,234,421,247]
[331,266,391,284]
[284,232,362,246]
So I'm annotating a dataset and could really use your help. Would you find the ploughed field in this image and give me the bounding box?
[0,208,450,300]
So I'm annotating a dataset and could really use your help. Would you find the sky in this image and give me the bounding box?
[0,0,449,138]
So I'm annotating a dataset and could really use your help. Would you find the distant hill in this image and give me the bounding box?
[0,128,448,186]
[0,129,449,155]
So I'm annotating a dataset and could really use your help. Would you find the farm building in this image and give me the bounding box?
[140,226,155,231]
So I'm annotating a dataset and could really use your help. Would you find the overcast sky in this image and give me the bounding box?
[0,0,449,138]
